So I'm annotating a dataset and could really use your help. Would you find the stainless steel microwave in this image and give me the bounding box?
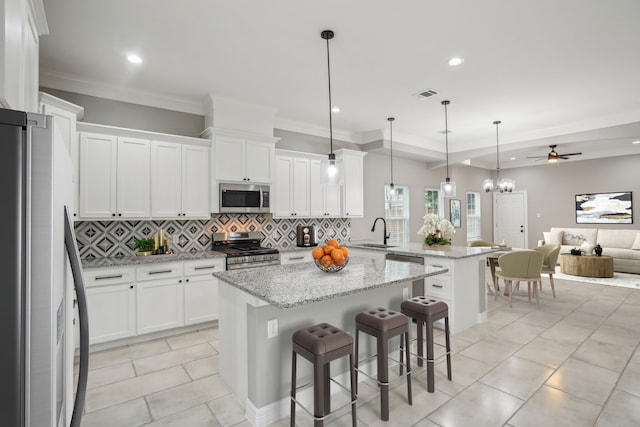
[219,183,270,213]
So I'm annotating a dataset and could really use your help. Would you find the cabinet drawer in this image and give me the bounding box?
[424,275,451,300]
[183,259,225,276]
[84,266,135,287]
[136,262,183,281]
[280,252,312,265]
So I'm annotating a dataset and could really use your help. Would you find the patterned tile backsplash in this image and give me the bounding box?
[74,214,351,260]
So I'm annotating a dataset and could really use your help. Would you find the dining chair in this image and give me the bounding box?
[468,240,499,294]
[533,244,560,298]
[495,251,544,307]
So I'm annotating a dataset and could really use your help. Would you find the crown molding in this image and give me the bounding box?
[39,70,204,115]
[273,117,356,144]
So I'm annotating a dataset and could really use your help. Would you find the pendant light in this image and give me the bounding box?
[386,117,396,200]
[440,100,456,197]
[321,30,338,182]
[483,120,515,193]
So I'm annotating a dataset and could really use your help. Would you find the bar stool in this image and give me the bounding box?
[290,323,357,427]
[355,307,412,421]
[400,297,452,392]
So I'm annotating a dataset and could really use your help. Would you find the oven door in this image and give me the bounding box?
[219,183,270,213]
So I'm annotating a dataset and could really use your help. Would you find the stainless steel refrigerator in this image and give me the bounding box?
[0,108,89,427]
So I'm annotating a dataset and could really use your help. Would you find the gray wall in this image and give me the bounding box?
[40,87,205,137]
[351,153,495,246]
[502,154,640,248]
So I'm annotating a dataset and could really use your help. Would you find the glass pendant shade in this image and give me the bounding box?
[483,178,494,192]
[321,153,341,184]
[440,178,456,197]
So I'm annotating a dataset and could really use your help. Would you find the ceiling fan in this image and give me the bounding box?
[527,145,583,163]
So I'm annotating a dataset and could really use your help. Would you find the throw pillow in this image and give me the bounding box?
[632,233,640,250]
[543,230,563,245]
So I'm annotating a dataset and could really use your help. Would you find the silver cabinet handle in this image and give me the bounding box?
[148,269,172,275]
[95,274,123,280]
[288,256,305,261]
[432,284,443,288]
[194,265,217,270]
[432,265,444,268]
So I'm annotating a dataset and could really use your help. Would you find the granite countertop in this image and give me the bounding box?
[81,250,226,269]
[350,241,502,259]
[213,253,449,309]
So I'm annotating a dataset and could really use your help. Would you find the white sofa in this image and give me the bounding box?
[539,227,640,274]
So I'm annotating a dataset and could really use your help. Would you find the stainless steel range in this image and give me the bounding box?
[212,232,280,270]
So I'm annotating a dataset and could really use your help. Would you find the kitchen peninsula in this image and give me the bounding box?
[213,250,448,426]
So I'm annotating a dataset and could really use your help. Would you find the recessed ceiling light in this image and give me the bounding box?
[448,57,464,66]
[510,157,516,161]
[127,54,142,64]
[632,140,640,144]
[331,107,340,113]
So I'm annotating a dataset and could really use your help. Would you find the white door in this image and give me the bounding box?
[79,133,117,218]
[184,274,219,325]
[274,155,293,217]
[151,141,182,217]
[181,144,210,218]
[309,159,324,216]
[117,137,151,218]
[214,136,245,181]
[291,157,310,216]
[342,154,364,217]
[86,283,136,343]
[494,191,528,248]
[137,278,185,334]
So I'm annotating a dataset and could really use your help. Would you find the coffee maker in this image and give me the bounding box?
[296,225,317,247]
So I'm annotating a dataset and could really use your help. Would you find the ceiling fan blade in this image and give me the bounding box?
[557,152,582,157]
[558,156,570,160]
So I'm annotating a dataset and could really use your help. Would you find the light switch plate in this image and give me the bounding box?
[402,287,409,299]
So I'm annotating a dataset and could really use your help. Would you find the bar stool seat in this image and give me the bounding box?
[355,307,412,421]
[291,323,357,427]
[400,297,452,393]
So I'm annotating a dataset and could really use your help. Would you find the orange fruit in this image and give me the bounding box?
[339,246,349,258]
[330,249,344,261]
[311,247,324,259]
[323,245,334,255]
[327,239,340,248]
[320,255,333,268]
[334,257,345,267]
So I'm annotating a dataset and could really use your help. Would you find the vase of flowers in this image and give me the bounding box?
[417,213,456,249]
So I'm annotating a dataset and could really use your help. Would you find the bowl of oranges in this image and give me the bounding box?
[311,239,349,272]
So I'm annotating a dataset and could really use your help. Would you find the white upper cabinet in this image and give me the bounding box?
[274,154,310,218]
[214,135,275,183]
[117,137,151,218]
[337,149,367,218]
[151,141,210,219]
[310,159,341,217]
[39,92,84,218]
[79,132,150,219]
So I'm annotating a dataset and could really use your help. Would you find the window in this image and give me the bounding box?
[384,185,410,244]
[424,188,443,218]
[466,192,482,241]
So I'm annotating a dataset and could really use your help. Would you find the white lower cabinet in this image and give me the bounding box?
[136,263,184,335]
[280,251,313,265]
[84,267,137,344]
[183,259,224,325]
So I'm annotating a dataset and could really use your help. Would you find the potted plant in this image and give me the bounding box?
[134,238,154,256]
[417,213,456,249]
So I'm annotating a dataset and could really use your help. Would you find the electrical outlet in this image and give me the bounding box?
[403,287,409,299]
[267,319,278,338]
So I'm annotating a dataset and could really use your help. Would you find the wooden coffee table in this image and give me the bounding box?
[560,254,614,278]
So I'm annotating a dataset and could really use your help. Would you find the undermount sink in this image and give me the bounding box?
[359,243,397,249]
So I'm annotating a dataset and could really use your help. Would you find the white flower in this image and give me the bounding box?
[417,213,456,237]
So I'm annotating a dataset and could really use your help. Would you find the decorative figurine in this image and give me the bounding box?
[594,243,603,256]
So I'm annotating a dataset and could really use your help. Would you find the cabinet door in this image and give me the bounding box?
[117,137,151,218]
[79,133,117,218]
[184,274,219,325]
[342,154,364,217]
[309,159,324,216]
[245,140,274,183]
[214,136,245,181]
[280,251,313,265]
[274,155,293,217]
[324,184,341,216]
[137,278,184,335]
[291,157,310,216]
[86,283,136,344]
[151,141,182,217]
[182,144,210,218]
[41,103,80,217]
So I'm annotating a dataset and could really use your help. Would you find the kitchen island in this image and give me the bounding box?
[213,251,447,426]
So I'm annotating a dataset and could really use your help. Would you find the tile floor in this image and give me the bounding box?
[78,275,640,426]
